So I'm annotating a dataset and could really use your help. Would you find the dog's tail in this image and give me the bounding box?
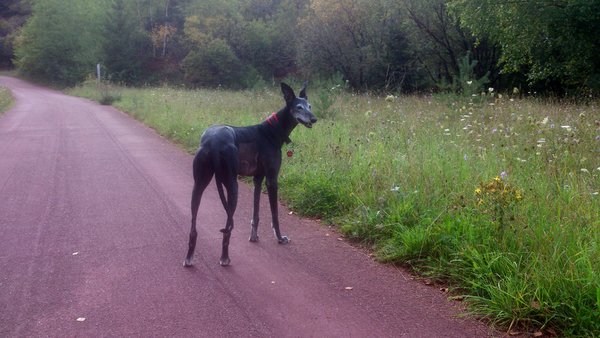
[212,150,230,234]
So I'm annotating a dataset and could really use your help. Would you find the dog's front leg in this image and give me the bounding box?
[266,177,289,244]
[249,175,263,242]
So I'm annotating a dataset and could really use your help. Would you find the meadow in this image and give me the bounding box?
[70,81,599,336]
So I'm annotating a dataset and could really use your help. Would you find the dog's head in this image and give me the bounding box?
[281,82,317,128]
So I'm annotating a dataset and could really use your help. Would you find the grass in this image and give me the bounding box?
[0,85,14,114]
[69,82,600,336]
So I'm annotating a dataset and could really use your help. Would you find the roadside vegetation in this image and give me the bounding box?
[70,80,600,336]
[0,86,13,113]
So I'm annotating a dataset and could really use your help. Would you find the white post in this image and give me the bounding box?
[97,64,101,82]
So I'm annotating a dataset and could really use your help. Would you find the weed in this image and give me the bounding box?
[0,86,14,113]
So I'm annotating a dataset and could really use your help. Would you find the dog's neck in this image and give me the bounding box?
[262,107,297,145]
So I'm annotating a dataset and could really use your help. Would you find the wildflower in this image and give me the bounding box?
[581,168,590,174]
[467,80,473,85]
[515,190,523,201]
[494,176,501,182]
[541,117,549,125]
[390,185,400,192]
[385,95,396,102]
[475,188,482,195]
[500,171,508,180]
[488,87,494,93]
[560,125,572,132]
[464,154,468,161]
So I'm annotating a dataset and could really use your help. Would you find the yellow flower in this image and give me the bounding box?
[494,176,501,182]
[515,190,523,201]
[475,188,482,195]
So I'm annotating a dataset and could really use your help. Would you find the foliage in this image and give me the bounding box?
[449,0,600,91]
[297,0,414,90]
[0,0,30,68]
[101,0,151,85]
[14,0,108,85]
[5,0,597,94]
[181,38,247,88]
[70,82,600,335]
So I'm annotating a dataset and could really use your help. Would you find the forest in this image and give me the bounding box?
[1,0,599,94]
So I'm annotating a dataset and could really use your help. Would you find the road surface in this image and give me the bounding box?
[0,76,494,337]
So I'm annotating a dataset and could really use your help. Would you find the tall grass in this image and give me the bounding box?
[0,86,13,113]
[69,83,600,336]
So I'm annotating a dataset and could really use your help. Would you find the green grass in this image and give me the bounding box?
[69,83,600,336]
[0,86,14,114]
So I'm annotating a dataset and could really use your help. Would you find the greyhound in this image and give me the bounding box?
[184,83,317,267]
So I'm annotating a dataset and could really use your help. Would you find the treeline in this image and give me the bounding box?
[1,0,599,93]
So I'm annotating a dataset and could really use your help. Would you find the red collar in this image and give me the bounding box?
[266,112,279,127]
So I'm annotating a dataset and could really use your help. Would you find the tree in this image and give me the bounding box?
[181,38,246,87]
[102,0,151,84]
[401,0,500,91]
[14,0,107,85]
[0,0,31,68]
[297,0,415,90]
[449,0,600,91]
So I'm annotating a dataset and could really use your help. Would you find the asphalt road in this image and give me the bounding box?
[0,76,494,337]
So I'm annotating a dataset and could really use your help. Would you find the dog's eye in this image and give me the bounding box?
[308,104,312,110]
[296,105,303,110]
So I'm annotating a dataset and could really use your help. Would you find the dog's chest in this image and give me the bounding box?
[237,143,260,176]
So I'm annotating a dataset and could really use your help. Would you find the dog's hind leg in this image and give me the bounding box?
[218,150,239,266]
[249,175,264,242]
[184,151,213,267]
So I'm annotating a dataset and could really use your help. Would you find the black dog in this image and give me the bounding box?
[184,83,317,267]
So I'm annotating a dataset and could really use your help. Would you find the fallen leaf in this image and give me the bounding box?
[325,233,330,237]
[439,287,448,293]
[508,330,521,336]
[337,237,344,241]
[533,331,543,337]
[288,211,293,215]
[76,317,86,322]
[424,279,433,285]
[531,300,541,309]
[271,281,276,284]
[450,295,465,301]
[344,287,353,290]
[72,252,79,256]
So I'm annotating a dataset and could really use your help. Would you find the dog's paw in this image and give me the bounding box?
[278,236,290,244]
[249,234,259,242]
[219,257,231,266]
[183,259,193,267]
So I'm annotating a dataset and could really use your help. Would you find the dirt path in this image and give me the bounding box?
[0,76,495,337]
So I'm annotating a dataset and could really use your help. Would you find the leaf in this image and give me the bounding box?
[344,286,353,290]
[76,317,86,322]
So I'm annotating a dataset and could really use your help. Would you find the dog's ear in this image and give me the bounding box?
[281,82,295,105]
[299,82,307,100]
